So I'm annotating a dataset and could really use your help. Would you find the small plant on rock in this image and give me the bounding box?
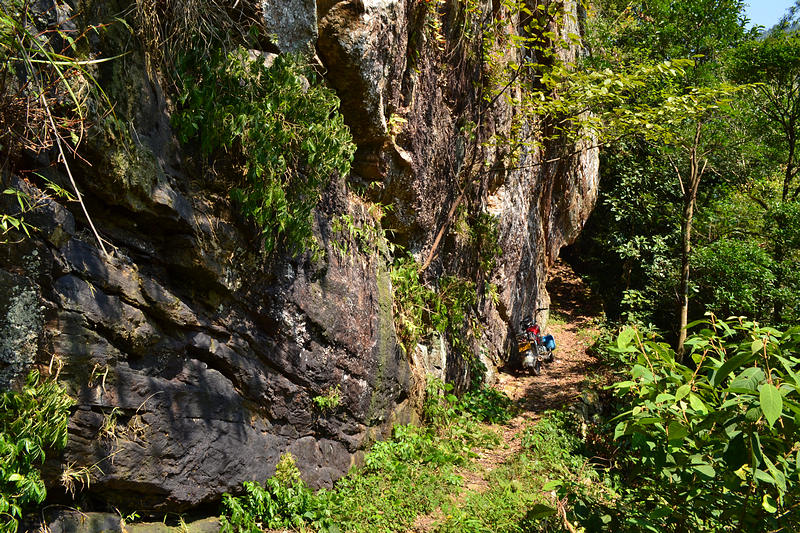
[312,385,341,413]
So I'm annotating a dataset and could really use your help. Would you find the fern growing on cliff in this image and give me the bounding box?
[173,48,355,253]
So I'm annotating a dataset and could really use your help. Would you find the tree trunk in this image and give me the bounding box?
[784,128,795,202]
[677,194,694,362]
[677,124,705,362]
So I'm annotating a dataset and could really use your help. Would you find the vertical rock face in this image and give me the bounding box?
[0,0,597,511]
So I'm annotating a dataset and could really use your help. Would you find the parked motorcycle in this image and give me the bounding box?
[517,309,556,375]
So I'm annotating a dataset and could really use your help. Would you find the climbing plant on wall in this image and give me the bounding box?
[174,48,355,254]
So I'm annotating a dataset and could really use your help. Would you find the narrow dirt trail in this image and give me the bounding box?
[498,260,605,413]
[412,260,604,532]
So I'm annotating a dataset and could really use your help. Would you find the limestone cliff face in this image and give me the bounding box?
[0,0,597,511]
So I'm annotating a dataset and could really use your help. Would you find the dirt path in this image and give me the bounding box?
[498,260,605,413]
[412,260,604,532]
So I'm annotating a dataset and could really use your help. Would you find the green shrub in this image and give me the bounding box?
[220,379,500,533]
[390,257,481,382]
[312,385,341,413]
[693,238,776,320]
[0,371,74,533]
[220,453,336,533]
[390,256,435,352]
[456,387,515,424]
[607,317,800,532]
[174,48,355,253]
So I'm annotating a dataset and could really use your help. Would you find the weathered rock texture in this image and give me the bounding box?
[1,0,597,513]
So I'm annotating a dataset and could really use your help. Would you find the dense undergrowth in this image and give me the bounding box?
[219,315,800,533]
[0,371,73,533]
[434,411,605,533]
[173,48,355,254]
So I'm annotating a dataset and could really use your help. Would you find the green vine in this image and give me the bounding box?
[390,257,480,378]
[173,48,355,253]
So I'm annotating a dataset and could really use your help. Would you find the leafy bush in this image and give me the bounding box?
[390,257,482,382]
[0,371,74,533]
[174,48,355,253]
[607,317,800,532]
[456,387,515,424]
[312,385,341,413]
[220,453,336,533]
[693,238,776,320]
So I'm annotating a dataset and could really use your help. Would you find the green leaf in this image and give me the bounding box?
[617,327,637,351]
[776,356,799,385]
[667,421,688,442]
[526,503,557,519]
[731,367,765,392]
[614,421,630,440]
[632,364,654,381]
[675,384,691,401]
[688,393,707,414]
[711,352,753,387]
[541,480,562,491]
[764,455,786,493]
[692,463,715,479]
[759,383,783,428]
[655,393,675,403]
[762,494,778,514]
[751,339,764,354]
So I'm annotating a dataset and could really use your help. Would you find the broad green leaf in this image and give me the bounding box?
[667,421,688,442]
[527,503,557,519]
[688,393,707,414]
[764,456,786,493]
[759,383,783,428]
[723,433,747,467]
[632,364,654,381]
[731,367,765,392]
[541,480,562,491]
[751,339,764,354]
[777,356,799,385]
[754,468,774,485]
[675,384,691,401]
[685,318,710,329]
[614,421,629,440]
[655,393,675,403]
[617,327,637,351]
[752,432,765,465]
[711,352,753,387]
[692,463,715,478]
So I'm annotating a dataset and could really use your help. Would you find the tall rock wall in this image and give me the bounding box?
[0,0,597,512]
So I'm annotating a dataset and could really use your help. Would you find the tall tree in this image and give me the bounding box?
[570,0,759,350]
[729,29,800,203]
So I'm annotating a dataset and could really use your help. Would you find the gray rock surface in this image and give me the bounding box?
[2,0,598,513]
[23,510,220,533]
[261,0,318,52]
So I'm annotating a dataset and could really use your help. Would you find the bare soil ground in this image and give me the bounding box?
[498,260,605,413]
[411,260,605,531]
